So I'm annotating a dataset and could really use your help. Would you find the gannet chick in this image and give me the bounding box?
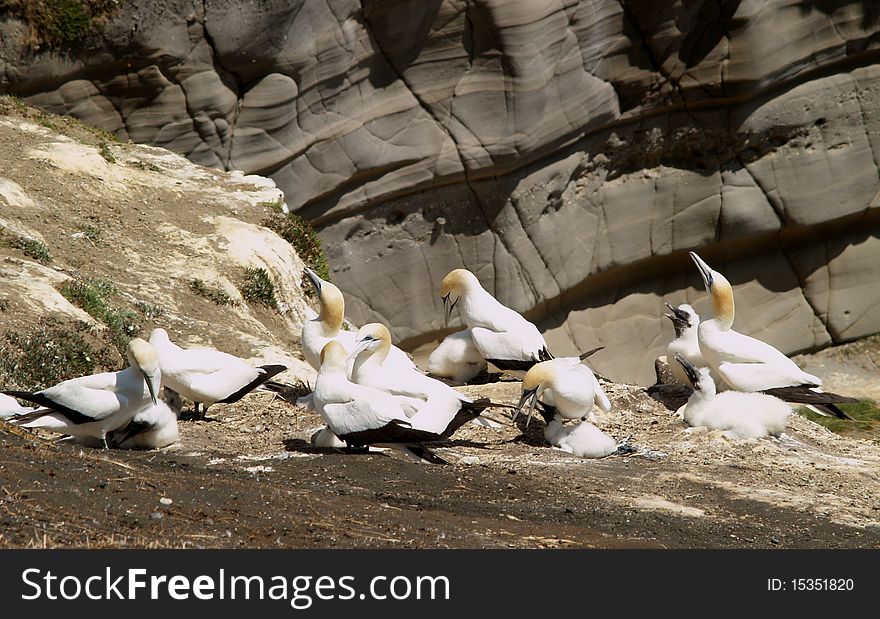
[309,425,347,449]
[544,418,618,458]
[313,342,449,464]
[689,252,855,418]
[108,399,179,449]
[350,323,491,436]
[148,328,287,419]
[440,268,551,372]
[427,329,487,383]
[664,303,712,387]
[674,355,790,439]
[3,338,161,448]
[0,393,36,418]
[300,267,415,372]
[517,358,611,428]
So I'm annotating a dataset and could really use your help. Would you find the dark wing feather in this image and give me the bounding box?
[404,445,449,465]
[339,419,445,448]
[2,390,96,425]
[217,364,288,404]
[108,418,155,447]
[761,385,856,419]
[487,358,537,372]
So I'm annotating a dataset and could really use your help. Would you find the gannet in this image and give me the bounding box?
[664,302,718,387]
[3,338,161,448]
[544,418,618,458]
[108,399,179,449]
[439,268,551,371]
[350,323,492,436]
[313,342,449,464]
[427,329,487,383]
[689,252,855,418]
[0,393,36,418]
[674,355,790,439]
[148,328,287,419]
[517,357,611,428]
[301,267,416,372]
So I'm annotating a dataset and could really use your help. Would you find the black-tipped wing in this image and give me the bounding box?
[538,347,553,362]
[404,445,449,465]
[339,419,445,448]
[2,390,96,425]
[761,385,856,419]
[217,364,288,404]
[108,418,156,447]
[486,358,537,372]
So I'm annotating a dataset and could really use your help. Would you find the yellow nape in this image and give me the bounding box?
[319,341,347,367]
[440,268,475,297]
[710,273,735,329]
[319,281,345,332]
[522,360,555,392]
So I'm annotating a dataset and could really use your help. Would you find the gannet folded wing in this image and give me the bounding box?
[471,327,550,370]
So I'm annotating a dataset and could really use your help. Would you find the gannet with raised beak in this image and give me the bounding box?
[350,323,492,435]
[3,338,161,448]
[674,355,790,439]
[427,329,487,383]
[440,269,551,371]
[517,357,612,428]
[313,342,449,464]
[301,267,415,372]
[664,303,720,387]
[148,328,287,419]
[108,399,179,449]
[689,252,855,418]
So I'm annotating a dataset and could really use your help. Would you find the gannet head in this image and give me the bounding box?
[305,268,345,332]
[664,303,698,338]
[516,361,554,428]
[674,354,715,397]
[148,327,170,347]
[689,252,734,330]
[127,338,161,406]
[440,269,478,326]
[319,341,348,373]
[350,323,392,361]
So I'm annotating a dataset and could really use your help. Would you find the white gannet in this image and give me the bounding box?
[148,328,287,419]
[0,393,36,418]
[664,303,716,387]
[301,267,416,372]
[350,323,492,436]
[689,251,855,418]
[108,399,179,449]
[544,418,618,458]
[3,338,161,448]
[674,355,790,439]
[516,357,612,428]
[439,268,551,372]
[426,329,488,383]
[313,341,449,464]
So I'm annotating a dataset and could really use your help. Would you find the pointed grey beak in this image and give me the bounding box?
[578,346,604,361]
[348,337,374,361]
[442,294,459,327]
[304,267,323,294]
[515,388,539,428]
[143,371,160,406]
[664,303,690,335]
[674,354,700,390]
[689,252,714,289]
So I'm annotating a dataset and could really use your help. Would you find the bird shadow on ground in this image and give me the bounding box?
[645,383,691,412]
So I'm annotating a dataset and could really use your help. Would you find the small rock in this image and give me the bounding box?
[160,497,172,505]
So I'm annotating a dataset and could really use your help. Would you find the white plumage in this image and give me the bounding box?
[518,358,611,427]
[148,328,286,418]
[109,400,179,449]
[0,393,36,418]
[4,338,161,447]
[544,418,618,458]
[427,329,487,383]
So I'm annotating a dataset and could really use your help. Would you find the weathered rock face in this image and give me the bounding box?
[2,1,880,383]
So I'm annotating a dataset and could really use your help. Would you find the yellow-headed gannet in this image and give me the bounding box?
[674,355,790,439]
[301,267,416,372]
[148,328,287,419]
[440,268,551,372]
[350,323,492,436]
[108,399,179,449]
[426,328,488,383]
[689,252,855,418]
[313,342,449,464]
[3,338,161,448]
[517,357,612,428]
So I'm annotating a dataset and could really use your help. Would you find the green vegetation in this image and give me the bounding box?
[0,0,119,48]
[59,278,139,354]
[258,198,285,214]
[797,399,880,437]
[98,141,115,163]
[262,212,329,298]
[238,268,278,309]
[78,223,102,244]
[135,300,164,321]
[189,279,235,306]
[0,319,115,390]
[1,235,54,264]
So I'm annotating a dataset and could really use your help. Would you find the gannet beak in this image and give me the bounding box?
[674,354,700,390]
[689,252,714,290]
[348,337,373,360]
[578,346,604,361]
[515,388,538,426]
[664,303,690,332]
[143,371,160,406]
[304,267,323,294]
[442,294,459,327]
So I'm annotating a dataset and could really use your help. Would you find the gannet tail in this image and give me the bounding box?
[760,385,856,419]
[217,364,288,404]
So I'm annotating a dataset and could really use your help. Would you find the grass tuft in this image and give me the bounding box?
[0,0,120,48]
[1,235,54,264]
[59,278,139,354]
[189,279,235,306]
[238,268,278,309]
[98,141,115,163]
[797,399,880,437]
[262,212,329,298]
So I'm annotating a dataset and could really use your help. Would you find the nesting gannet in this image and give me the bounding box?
[3,338,161,448]
[689,252,855,418]
[313,342,448,464]
[517,357,611,428]
[350,323,492,436]
[427,329,488,383]
[108,399,179,449]
[544,418,618,458]
[0,393,36,418]
[440,269,551,371]
[301,267,415,372]
[148,328,287,419]
[674,355,790,439]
